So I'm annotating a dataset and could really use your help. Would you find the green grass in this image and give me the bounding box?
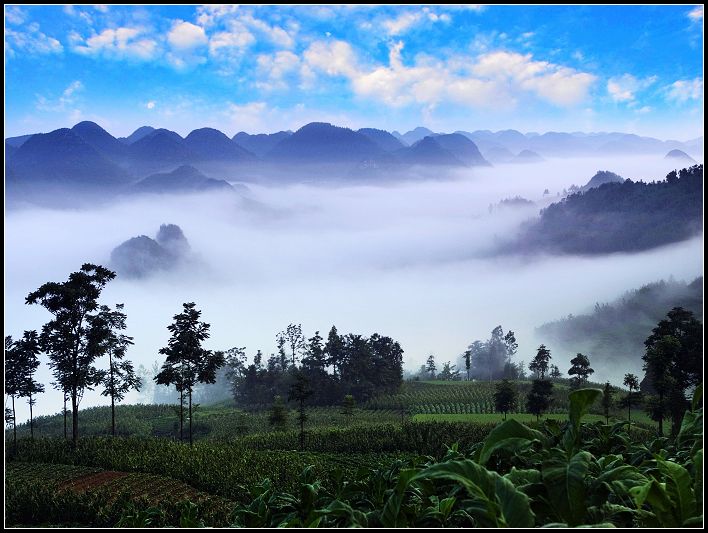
[414,413,611,423]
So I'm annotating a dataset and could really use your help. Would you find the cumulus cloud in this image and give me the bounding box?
[71,27,158,60]
[145,101,156,109]
[5,23,63,56]
[209,20,255,56]
[256,51,301,90]
[381,8,451,36]
[688,6,703,21]
[606,74,657,103]
[5,5,26,25]
[665,78,703,103]
[35,80,84,113]
[303,40,596,109]
[168,20,208,50]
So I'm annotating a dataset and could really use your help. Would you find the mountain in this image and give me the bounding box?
[71,121,128,159]
[133,165,234,194]
[580,170,625,193]
[5,142,18,160]
[537,277,703,380]
[665,149,696,164]
[390,131,407,145]
[265,122,383,164]
[396,136,465,166]
[7,128,129,187]
[400,127,435,146]
[110,223,191,279]
[511,149,544,163]
[233,131,292,157]
[516,165,703,254]
[432,133,490,166]
[128,128,193,166]
[184,128,256,162]
[5,134,36,148]
[357,128,405,152]
[482,145,515,164]
[119,126,156,144]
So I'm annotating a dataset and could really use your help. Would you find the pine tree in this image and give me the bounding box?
[568,353,594,388]
[529,345,552,379]
[288,370,313,450]
[494,379,518,420]
[425,354,436,379]
[527,379,554,421]
[268,395,289,431]
[602,381,613,424]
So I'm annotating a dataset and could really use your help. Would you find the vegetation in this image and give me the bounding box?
[520,165,703,254]
[568,352,594,388]
[493,380,517,420]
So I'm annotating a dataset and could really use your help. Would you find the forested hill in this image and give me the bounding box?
[536,277,702,373]
[517,165,702,254]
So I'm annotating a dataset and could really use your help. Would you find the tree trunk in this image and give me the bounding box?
[71,386,79,448]
[188,387,193,447]
[179,389,184,442]
[109,349,115,437]
[29,393,34,439]
[63,392,67,440]
[12,394,17,451]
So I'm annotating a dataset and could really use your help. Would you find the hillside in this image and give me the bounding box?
[517,165,703,254]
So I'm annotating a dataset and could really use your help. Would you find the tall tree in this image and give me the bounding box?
[494,379,518,420]
[91,304,140,436]
[527,379,554,421]
[425,354,437,380]
[154,302,225,446]
[622,373,640,425]
[324,326,345,379]
[341,394,355,421]
[26,263,116,447]
[279,324,305,367]
[504,330,518,366]
[642,335,680,435]
[568,353,594,388]
[549,365,562,381]
[529,344,552,380]
[643,307,702,435]
[5,336,21,449]
[487,326,506,381]
[438,362,461,381]
[288,370,313,450]
[601,381,613,424]
[14,331,44,439]
[463,349,471,381]
[268,395,289,431]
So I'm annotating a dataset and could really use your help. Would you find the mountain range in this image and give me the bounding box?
[5,120,703,200]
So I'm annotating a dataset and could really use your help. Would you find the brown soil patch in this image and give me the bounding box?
[58,471,129,493]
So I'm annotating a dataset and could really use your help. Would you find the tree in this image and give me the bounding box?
[154,302,225,446]
[278,324,305,367]
[527,379,554,421]
[425,354,436,379]
[341,394,355,421]
[288,370,313,450]
[504,330,518,366]
[568,353,594,388]
[529,345,552,379]
[487,326,506,381]
[438,361,461,381]
[622,373,640,425]
[268,395,289,431]
[91,304,140,436]
[549,365,562,381]
[463,349,471,380]
[26,263,116,447]
[643,307,702,435]
[642,335,680,435]
[601,381,613,424]
[324,326,346,379]
[494,379,518,420]
[13,331,44,439]
[5,335,21,449]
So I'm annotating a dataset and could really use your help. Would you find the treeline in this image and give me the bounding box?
[228,325,404,407]
[518,164,703,254]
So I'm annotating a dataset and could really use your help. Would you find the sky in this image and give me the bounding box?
[4,4,704,139]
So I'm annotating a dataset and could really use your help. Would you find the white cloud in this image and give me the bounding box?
[209,20,255,56]
[195,5,240,27]
[606,74,657,103]
[5,23,63,56]
[383,12,423,36]
[72,27,158,60]
[225,101,270,132]
[5,5,26,25]
[635,106,652,114]
[94,5,109,13]
[145,101,156,110]
[665,78,703,103]
[36,80,84,113]
[688,6,703,21]
[303,40,596,109]
[256,51,301,90]
[240,13,295,48]
[168,20,208,50]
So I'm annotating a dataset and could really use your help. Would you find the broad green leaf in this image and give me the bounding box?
[694,449,702,513]
[505,467,542,487]
[677,409,703,447]
[542,450,592,526]
[629,480,676,527]
[691,384,703,412]
[569,389,603,431]
[379,468,417,528]
[478,419,546,465]
[494,474,535,527]
[656,458,696,525]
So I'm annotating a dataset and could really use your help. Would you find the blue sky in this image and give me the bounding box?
[4,4,704,139]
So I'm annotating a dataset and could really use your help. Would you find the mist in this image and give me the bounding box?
[6,154,703,419]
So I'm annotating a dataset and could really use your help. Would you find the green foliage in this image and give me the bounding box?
[493,379,518,419]
[269,396,289,431]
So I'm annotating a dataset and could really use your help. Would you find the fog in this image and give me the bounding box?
[5,155,703,419]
